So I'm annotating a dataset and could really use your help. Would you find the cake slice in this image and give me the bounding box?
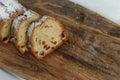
[11,10,40,54]
[0,0,25,43]
[0,11,23,43]
[27,16,67,60]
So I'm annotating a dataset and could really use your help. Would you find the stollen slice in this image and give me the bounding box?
[11,10,41,54]
[27,16,67,59]
[0,0,25,43]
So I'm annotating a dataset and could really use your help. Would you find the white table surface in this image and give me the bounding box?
[1,0,120,80]
[0,68,25,80]
[70,0,120,25]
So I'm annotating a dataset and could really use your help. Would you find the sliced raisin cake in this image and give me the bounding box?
[0,0,25,43]
[11,10,40,54]
[27,16,67,59]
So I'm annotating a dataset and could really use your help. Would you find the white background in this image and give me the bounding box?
[70,0,120,25]
[0,68,25,80]
[1,0,120,80]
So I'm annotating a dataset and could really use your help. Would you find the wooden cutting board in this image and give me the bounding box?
[0,0,120,80]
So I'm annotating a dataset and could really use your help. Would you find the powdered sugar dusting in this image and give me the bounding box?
[35,16,49,26]
[27,16,49,38]
[28,22,35,38]
[0,0,25,11]
[12,15,25,32]
[24,10,35,18]
[0,5,10,19]
[11,10,36,43]
[10,15,25,43]
[0,0,25,20]
[12,10,36,33]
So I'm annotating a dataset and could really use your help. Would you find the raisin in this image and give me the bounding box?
[44,25,49,28]
[51,47,55,49]
[46,46,50,50]
[53,41,57,44]
[21,45,25,48]
[42,41,45,45]
[43,44,47,49]
[61,32,65,38]
[3,37,7,41]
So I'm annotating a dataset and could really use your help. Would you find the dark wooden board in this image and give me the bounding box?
[0,0,120,80]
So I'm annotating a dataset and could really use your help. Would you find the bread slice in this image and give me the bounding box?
[0,0,25,43]
[11,10,41,54]
[0,11,23,43]
[27,16,67,60]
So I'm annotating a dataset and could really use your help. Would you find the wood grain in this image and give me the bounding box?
[0,0,120,80]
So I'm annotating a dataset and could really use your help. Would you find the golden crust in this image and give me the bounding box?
[0,21,5,40]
